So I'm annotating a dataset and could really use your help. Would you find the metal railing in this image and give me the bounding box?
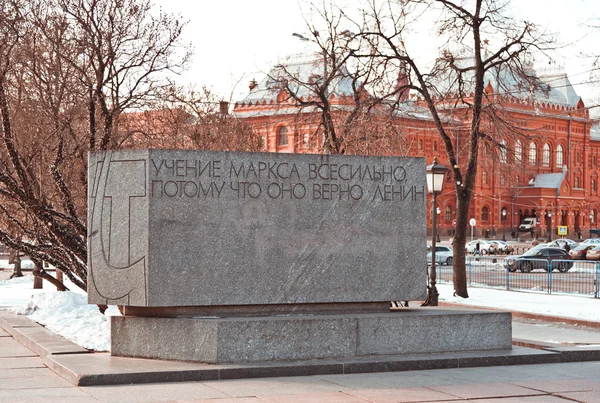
[435,256,600,298]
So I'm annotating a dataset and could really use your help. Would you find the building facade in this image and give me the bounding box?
[233,61,599,240]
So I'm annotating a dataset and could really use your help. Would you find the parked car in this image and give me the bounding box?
[491,240,513,254]
[465,240,497,255]
[427,245,454,266]
[581,238,600,245]
[506,247,573,273]
[585,245,600,260]
[570,244,596,260]
[548,239,578,250]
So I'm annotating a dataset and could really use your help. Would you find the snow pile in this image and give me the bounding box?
[439,284,600,322]
[11,290,117,351]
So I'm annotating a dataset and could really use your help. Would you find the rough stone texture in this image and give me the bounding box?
[88,149,426,307]
[111,309,512,364]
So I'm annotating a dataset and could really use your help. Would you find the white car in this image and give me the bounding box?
[465,240,497,255]
[427,245,453,266]
[581,238,600,245]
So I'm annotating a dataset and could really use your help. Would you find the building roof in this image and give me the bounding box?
[239,58,356,105]
[527,170,567,195]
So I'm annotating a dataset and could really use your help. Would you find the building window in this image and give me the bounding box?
[500,140,507,163]
[542,143,551,167]
[529,142,537,166]
[418,139,423,150]
[277,126,288,146]
[302,133,309,147]
[576,152,580,163]
[516,175,520,185]
[482,206,489,222]
[556,145,564,168]
[575,176,580,188]
[592,179,597,193]
[482,171,488,185]
[445,206,452,222]
[593,156,597,166]
[433,141,438,151]
[515,140,522,163]
[259,136,266,149]
[500,174,505,186]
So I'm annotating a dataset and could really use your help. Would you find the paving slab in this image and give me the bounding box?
[0,328,9,337]
[0,310,40,336]
[513,321,600,344]
[554,391,600,402]
[258,391,371,402]
[0,373,75,390]
[0,367,60,379]
[0,356,45,369]
[0,387,97,403]
[510,378,600,393]
[0,337,37,358]
[12,325,90,358]
[80,382,228,403]
[426,382,546,399]
[344,387,461,402]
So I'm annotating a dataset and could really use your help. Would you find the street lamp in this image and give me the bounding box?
[590,212,594,238]
[426,157,449,307]
[548,211,553,241]
[436,207,441,242]
[502,208,507,241]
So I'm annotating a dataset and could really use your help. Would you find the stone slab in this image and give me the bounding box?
[12,326,90,358]
[111,309,512,364]
[0,310,40,337]
[88,149,426,307]
[47,346,562,386]
[0,337,37,358]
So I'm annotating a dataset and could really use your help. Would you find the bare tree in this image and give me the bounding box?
[0,0,191,292]
[355,0,553,297]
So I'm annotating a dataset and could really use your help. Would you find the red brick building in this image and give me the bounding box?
[233,60,598,240]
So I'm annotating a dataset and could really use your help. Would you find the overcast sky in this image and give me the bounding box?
[154,0,600,107]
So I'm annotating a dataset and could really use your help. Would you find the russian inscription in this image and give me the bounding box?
[149,157,422,204]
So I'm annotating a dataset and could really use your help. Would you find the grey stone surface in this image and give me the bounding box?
[0,310,40,336]
[88,149,426,307]
[12,326,90,358]
[111,309,512,364]
[0,337,37,358]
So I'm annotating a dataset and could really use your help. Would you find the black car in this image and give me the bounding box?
[506,247,573,273]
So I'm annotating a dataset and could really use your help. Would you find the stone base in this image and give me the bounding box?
[111,308,512,364]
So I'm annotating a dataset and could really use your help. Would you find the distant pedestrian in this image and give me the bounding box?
[475,241,480,256]
[564,242,571,252]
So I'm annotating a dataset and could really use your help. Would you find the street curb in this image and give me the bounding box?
[439,301,600,329]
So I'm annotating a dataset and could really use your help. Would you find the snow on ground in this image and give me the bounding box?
[439,284,600,321]
[0,274,119,351]
[1,272,600,353]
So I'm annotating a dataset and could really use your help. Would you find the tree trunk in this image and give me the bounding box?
[452,191,471,298]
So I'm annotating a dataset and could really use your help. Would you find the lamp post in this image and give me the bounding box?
[426,157,449,306]
[502,208,507,241]
[436,207,441,242]
[548,211,553,241]
[590,212,594,238]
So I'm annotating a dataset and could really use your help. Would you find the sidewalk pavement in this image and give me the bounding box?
[3,307,600,402]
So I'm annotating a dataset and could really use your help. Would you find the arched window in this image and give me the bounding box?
[259,136,266,149]
[500,174,505,186]
[529,143,537,166]
[445,206,452,222]
[592,179,597,193]
[542,143,551,167]
[515,140,522,163]
[277,126,289,146]
[418,139,423,150]
[500,140,507,163]
[482,206,489,222]
[482,171,488,185]
[556,145,564,168]
[433,141,438,151]
[575,176,580,188]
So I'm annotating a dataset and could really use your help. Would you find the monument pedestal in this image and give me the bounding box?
[111,308,512,364]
